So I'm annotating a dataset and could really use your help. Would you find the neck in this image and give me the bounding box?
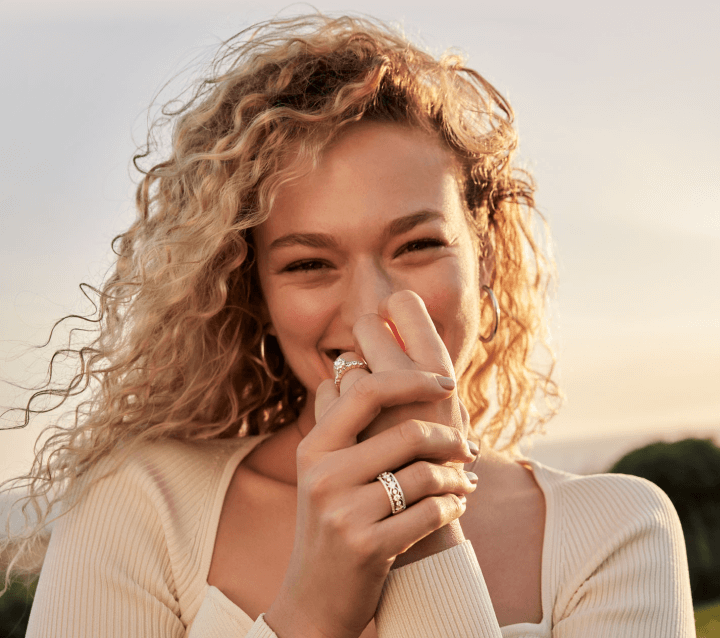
[242,398,317,485]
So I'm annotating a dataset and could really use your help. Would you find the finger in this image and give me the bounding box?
[379,290,453,376]
[459,399,471,430]
[305,370,454,452]
[336,420,474,484]
[362,462,476,521]
[373,493,467,558]
[352,313,410,373]
[339,366,371,395]
[315,378,340,423]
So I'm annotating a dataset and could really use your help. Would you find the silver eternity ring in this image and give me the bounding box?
[376,471,406,515]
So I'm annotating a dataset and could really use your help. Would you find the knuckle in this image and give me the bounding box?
[305,468,333,502]
[349,374,380,403]
[448,493,465,517]
[388,289,422,311]
[352,313,379,338]
[422,493,464,528]
[424,497,446,528]
[445,425,464,447]
[323,504,353,535]
[410,461,436,491]
[451,464,466,484]
[398,419,427,448]
[346,530,376,564]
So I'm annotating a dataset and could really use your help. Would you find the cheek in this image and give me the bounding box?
[413,263,479,360]
[266,286,335,349]
[263,287,338,391]
[419,278,463,319]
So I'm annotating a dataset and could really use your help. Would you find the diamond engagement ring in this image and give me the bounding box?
[376,471,406,515]
[333,355,370,389]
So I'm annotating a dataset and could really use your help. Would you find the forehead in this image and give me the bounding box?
[256,122,468,243]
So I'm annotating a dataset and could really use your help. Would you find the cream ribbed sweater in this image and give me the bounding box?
[26,435,695,638]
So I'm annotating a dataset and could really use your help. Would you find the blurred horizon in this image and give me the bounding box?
[1,0,719,484]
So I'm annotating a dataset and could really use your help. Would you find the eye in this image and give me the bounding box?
[397,238,447,256]
[283,259,330,273]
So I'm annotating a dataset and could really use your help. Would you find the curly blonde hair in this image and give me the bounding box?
[1,13,560,578]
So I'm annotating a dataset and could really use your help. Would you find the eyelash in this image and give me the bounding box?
[397,238,446,255]
[282,237,447,273]
[284,259,329,273]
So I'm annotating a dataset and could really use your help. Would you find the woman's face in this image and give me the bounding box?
[255,121,484,403]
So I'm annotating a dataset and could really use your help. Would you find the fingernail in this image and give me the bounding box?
[467,440,480,456]
[458,494,467,506]
[465,471,478,485]
[435,376,455,390]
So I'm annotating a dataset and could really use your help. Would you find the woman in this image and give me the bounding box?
[3,13,694,637]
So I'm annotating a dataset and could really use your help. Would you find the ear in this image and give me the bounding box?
[260,309,277,337]
[258,299,277,336]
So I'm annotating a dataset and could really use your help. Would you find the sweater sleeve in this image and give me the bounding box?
[188,586,278,638]
[551,474,696,637]
[375,541,502,638]
[25,460,185,638]
[376,470,696,638]
[186,543,500,638]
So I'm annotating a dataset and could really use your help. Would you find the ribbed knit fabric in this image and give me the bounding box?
[377,541,501,637]
[25,436,695,638]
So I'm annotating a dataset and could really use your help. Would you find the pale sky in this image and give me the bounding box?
[1,0,719,482]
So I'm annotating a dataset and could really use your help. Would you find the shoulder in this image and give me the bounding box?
[53,436,264,549]
[533,461,682,539]
[43,436,267,622]
[530,461,692,623]
[65,436,262,525]
[104,436,261,503]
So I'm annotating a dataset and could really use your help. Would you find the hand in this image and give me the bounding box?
[338,290,472,567]
[264,368,478,638]
[349,289,466,443]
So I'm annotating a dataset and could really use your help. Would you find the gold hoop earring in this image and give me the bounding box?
[260,327,283,382]
[479,285,499,343]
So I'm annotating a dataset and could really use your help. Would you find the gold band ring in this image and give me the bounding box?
[333,355,370,389]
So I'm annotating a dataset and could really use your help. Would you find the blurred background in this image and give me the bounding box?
[1,0,718,635]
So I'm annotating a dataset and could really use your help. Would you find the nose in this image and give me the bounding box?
[341,256,396,326]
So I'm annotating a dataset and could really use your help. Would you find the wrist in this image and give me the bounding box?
[265,587,365,638]
[391,519,465,569]
[265,598,334,638]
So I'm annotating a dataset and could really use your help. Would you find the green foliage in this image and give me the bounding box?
[610,438,720,604]
[0,574,37,638]
[696,599,720,638]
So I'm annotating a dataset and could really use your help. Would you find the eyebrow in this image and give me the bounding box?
[268,210,444,252]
